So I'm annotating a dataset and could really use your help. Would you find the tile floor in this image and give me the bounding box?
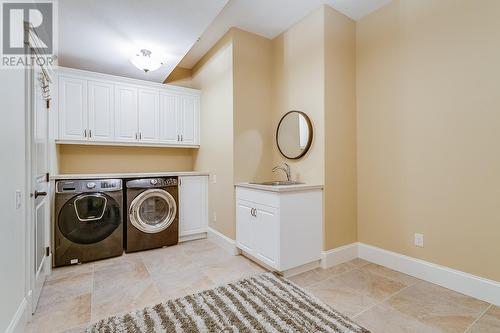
[26,239,499,333]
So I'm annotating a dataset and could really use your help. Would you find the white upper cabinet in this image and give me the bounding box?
[138,88,159,142]
[159,92,178,144]
[88,80,114,141]
[114,85,138,142]
[178,95,199,145]
[58,76,87,140]
[55,67,200,147]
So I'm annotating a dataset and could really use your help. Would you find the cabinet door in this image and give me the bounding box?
[178,95,198,145]
[236,200,255,254]
[58,76,87,140]
[88,80,114,141]
[253,204,279,267]
[179,176,208,236]
[159,92,179,144]
[138,88,159,142]
[115,85,138,142]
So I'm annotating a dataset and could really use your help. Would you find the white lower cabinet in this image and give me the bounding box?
[179,176,208,239]
[236,186,323,273]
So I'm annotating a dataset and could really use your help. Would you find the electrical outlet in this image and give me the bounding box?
[414,233,424,247]
[15,191,22,209]
[213,174,217,184]
[213,211,217,222]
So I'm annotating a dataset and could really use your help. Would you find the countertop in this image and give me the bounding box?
[50,171,209,180]
[235,182,323,193]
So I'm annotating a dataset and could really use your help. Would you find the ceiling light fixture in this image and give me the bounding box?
[130,49,164,73]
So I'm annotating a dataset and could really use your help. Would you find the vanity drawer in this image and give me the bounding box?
[236,187,280,208]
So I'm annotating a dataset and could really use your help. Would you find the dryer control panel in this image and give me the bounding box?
[126,177,178,189]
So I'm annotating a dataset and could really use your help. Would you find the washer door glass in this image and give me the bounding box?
[58,193,121,244]
[130,189,177,234]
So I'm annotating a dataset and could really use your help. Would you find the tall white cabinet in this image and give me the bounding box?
[179,176,208,241]
[56,67,200,147]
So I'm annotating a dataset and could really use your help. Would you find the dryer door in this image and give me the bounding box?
[58,193,121,244]
[129,189,177,234]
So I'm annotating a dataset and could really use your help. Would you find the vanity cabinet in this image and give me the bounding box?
[179,176,208,240]
[56,67,200,147]
[235,184,323,273]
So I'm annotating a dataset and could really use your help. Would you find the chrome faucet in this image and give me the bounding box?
[272,163,291,181]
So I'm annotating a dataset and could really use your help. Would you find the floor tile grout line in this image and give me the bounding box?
[463,303,492,333]
[302,259,373,289]
[352,282,415,319]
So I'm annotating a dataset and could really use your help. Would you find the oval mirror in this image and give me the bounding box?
[276,111,313,159]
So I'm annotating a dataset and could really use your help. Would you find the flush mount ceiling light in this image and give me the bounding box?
[130,49,164,73]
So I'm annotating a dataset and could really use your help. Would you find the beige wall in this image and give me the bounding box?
[271,7,325,185]
[232,29,274,183]
[57,145,193,173]
[189,36,235,239]
[324,6,357,249]
[271,6,357,250]
[357,0,500,281]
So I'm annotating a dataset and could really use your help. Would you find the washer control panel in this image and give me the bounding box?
[56,179,122,193]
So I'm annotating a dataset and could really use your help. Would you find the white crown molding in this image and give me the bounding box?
[54,66,201,95]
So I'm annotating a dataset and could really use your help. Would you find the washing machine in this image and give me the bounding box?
[54,179,123,267]
[125,177,179,252]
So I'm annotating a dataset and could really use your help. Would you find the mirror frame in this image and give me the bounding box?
[276,110,313,160]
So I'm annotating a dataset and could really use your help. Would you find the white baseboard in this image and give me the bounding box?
[358,243,500,306]
[321,242,359,269]
[207,227,240,255]
[282,260,321,278]
[5,297,28,333]
[179,232,207,243]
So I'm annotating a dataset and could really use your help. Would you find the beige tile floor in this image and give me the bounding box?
[26,239,499,333]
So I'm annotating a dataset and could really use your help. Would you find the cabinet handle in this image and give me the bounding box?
[254,208,257,217]
[250,208,253,216]
[177,134,180,142]
[89,129,92,138]
[181,134,183,142]
[84,129,87,138]
[139,132,142,140]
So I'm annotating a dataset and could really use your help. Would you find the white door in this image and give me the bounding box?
[88,80,114,141]
[236,200,255,254]
[179,176,208,236]
[178,95,197,145]
[253,204,279,267]
[138,88,159,142]
[159,92,179,144]
[30,68,51,312]
[115,85,138,142]
[58,76,87,140]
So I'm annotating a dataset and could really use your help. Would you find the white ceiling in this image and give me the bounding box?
[179,0,392,69]
[58,0,228,83]
[58,0,390,82]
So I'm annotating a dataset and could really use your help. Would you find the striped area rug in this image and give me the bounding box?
[86,273,370,333]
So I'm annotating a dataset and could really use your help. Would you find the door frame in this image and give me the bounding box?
[24,45,52,316]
